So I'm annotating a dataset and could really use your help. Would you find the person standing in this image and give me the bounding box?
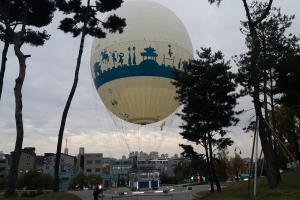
[93,185,100,200]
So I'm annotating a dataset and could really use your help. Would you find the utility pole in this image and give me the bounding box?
[254,116,259,199]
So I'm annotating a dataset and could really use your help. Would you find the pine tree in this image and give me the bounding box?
[235,3,300,186]
[0,1,54,101]
[174,48,238,192]
[0,27,10,101]
[54,0,126,192]
[208,0,283,188]
[0,0,55,196]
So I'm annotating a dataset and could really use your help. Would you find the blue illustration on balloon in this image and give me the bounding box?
[141,46,158,61]
[168,44,173,58]
[93,62,102,77]
[118,53,124,66]
[112,51,117,66]
[128,47,132,66]
[101,50,109,64]
[132,47,136,65]
[92,45,184,89]
[163,44,175,66]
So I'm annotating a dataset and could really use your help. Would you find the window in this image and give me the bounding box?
[95,168,100,173]
[87,160,93,165]
[95,160,101,164]
[86,169,92,173]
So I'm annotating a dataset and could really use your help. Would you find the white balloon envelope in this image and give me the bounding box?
[90,0,193,125]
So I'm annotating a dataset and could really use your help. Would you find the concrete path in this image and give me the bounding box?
[69,185,210,200]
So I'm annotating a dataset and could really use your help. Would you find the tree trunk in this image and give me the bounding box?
[54,28,87,192]
[0,40,9,100]
[252,34,281,189]
[241,0,281,189]
[269,69,278,154]
[262,37,273,148]
[204,141,214,192]
[292,132,300,162]
[4,44,27,197]
[208,133,221,192]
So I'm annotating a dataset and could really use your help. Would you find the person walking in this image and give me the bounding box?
[93,185,100,200]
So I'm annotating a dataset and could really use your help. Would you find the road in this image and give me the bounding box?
[69,184,210,200]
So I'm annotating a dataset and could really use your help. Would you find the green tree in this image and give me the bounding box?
[235,3,300,186]
[54,0,126,192]
[0,27,9,101]
[276,54,300,107]
[174,48,238,192]
[273,106,300,163]
[0,177,5,190]
[69,172,88,190]
[228,154,246,179]
[214,148,229,181]
[17,171,54,190]
[180,144,210,180]
[208,0,282,189]
[236,5,300,131]
[0,0,55,196]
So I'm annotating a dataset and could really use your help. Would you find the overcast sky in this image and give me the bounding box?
[0,0,299,159]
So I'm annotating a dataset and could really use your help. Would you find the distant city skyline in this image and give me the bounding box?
[0,0,299,158]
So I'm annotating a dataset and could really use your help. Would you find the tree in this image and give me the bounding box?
[54,0,126,192]
[276,54,300,107]
[0,27,10,101]
[0,2,57,101]
[17,171,54,190]
[214,148,229,181]
[102,165,111,175]
[237,5,300,130]
[174,48,238,192]
[273,106,300,163]
[228,154,246,180]
[69,172,88,190]
[180,144,210,179]
[0,0,55,196]
[235,3,300,187]
[208,0,282,188]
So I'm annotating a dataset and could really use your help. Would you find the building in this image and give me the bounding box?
[128,156,160,190]
[15,147,36,175]
[35,155,44,173]
[77,148,103,175]
[0,151,9,177]
[43,153,76,191]
[102,158,131,187]
[43,153,76,177]
[149,152,159,160]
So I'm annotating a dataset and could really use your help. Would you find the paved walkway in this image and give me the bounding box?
[69,185,210,200]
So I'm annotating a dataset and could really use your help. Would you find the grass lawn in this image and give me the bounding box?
[197,171,300,200]
[0,192,81,200]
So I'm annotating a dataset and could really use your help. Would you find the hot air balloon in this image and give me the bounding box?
[90,0,193,126]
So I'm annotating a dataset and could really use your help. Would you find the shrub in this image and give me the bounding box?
[17,171,54,190]
[0,177,5,190]
[28,191,36,197]
[21,191,28,197]
[36,189,44,196]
